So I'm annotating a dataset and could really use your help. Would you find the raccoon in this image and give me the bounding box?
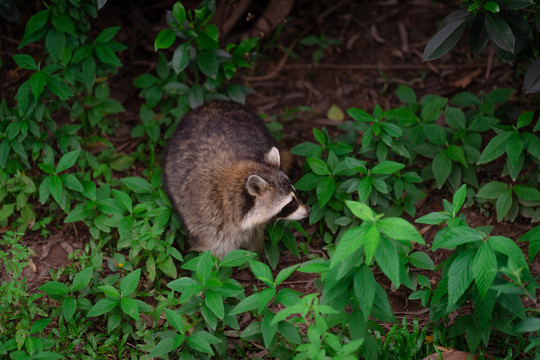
[162,102,310,258]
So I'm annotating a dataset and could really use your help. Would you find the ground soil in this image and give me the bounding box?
[1,0,539,357]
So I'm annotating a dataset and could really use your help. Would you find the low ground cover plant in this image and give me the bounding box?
[0,0,539,359]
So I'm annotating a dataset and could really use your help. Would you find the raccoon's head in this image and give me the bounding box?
[240,147,310,229]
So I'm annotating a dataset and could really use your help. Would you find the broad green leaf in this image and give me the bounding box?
[120,297,139,320]
[64,204,91,223]
[357,176,372,202]
[98,285,120,298]
[87,298,119,317]
[61,174,84,192]
[347,108,373,122]
[516,111,534,129]
[220,250,255,267]
[448,249,475,307]
[196,251,214,284]
[38,281,70,297]
[172,43,191,74]
[478,132,512,164]
[472,242,497,298]
[205,290,224,319]
[154,28,176,51]
[445,106,466,129]
[95,26,121,43]
[452,184,467,214]
[415,212,451,225]
[345,200,376,222]
[485,12,515,53]
[49,175,63,204]
[423,13,473,60]
[29,71,47,99]
[62,297,77,322]
[71,267,94,292]
[261,312,278,349]
[395,85,416,104]
[164,308,185,333]
[197,49,219,79]
[120,268,141,297]
[432,226,483,250]
[258,287,276,314]
[19,10,50,48]
[476,181,508,199]
[112,189,132,213]
[408,251,435,270]
[331,225,367,268]
[495,188,513,221]
[148,338,175,358]
[377,217,424,244]
[121,177,153,194]
[230,294,259,315]
[187,332,217,355]
[306,157,330,175]
[433,151,452,188]
[249,260,273,286]
[505,132,524,170]
[518,226,540,264]
[513,185,540,202]
[488,236,529,271]
[374,238,400,287]
[513,317,540,333]
[371,160,405,175]
[524,57,540,93]
[354,265,376,320]
[295,172,323,191]
[290,142,323,158]
[56,149,80,173]
[316,177,335,207]
[13,54,38,70]
[275,264,299,286]
[363,224,380,264]
[447,145,468,167]
[424,124,447,145]
[95,43,122,67]
[173,2,187,24]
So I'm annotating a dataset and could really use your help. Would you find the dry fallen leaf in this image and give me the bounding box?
[423,345,479,360]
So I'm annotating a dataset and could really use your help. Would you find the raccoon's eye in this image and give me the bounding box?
[275,198,299,219]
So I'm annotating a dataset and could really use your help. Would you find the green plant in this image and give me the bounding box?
[423,0,540,93]
[299,34,342,63]
[416,184,539,354]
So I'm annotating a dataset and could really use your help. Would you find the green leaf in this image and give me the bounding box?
[62,297,77,322]
[478,132,512,164]
[448,250,475,307]
[524,57,540,93]
[154,28,176,51]
[49,175,63,205]
[61,174,84,192]
[363,224,380,264]
[95,43,122,67]
[423,12,473,60]
[316,177,335,207]
[64,204,91,223]
[189,84,204,109]
[38,281,70,297]
[415,212,451,225]
[408,252,435,270]
[307,157,330,175]
[275,264,299,286]
[371,160,405,175]
[513,185,540,202]
[445,106,466,129]
[98,285,120,298]
[172,43,190,74]
[377,217,425,245]
[205,290,224,319]
[258,288,276,314]
[148,338,175,358]
[374,238,400,287]
[120,268,141,297]
[495,188,513,221]
[120,297,139,320]
[220,249,255,267]
[121,177,153,194]
[19,10,50,48]
[354,265,376,320]
[164,308,185,333]
[476,181,508,199]
[173,2,187,24]
[95,26,121,43]
[488,235,528,271]
[485,12,515,53]
[196,251,214,284]
[13,54,38,70]
[187,331,220,355]
[432,226,483,250]
[518,226,540,264]
[433,151,452,188]
[197,49,219,79]
[230,294,259,315]
[357,176,372,202]
[56,149,80,173]
[472,242,497,298]
[295,172,323,191]
[87,298,119,317]
[29,70,47,99]
[290,142,323,157]
[51,14,75,34]
[452,184,467,214]
[347,108,373,122]
[513,317,540,333]
[396,85,416,104]
[516,111,534,129]
[112,189,132,213]
[71,267,94,292]
[261,313,278,349]
[447,145,468,167]
[345,201,376,222]
[249,260,273,286]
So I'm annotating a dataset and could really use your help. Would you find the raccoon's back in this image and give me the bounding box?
[168,102,275,164]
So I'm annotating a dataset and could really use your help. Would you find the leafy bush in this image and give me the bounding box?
[424,0,540,93]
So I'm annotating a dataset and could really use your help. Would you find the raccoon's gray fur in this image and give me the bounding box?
[162,102,309,258]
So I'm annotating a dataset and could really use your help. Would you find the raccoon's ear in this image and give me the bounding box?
[247,175,269,196]
[265,147,280,168]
